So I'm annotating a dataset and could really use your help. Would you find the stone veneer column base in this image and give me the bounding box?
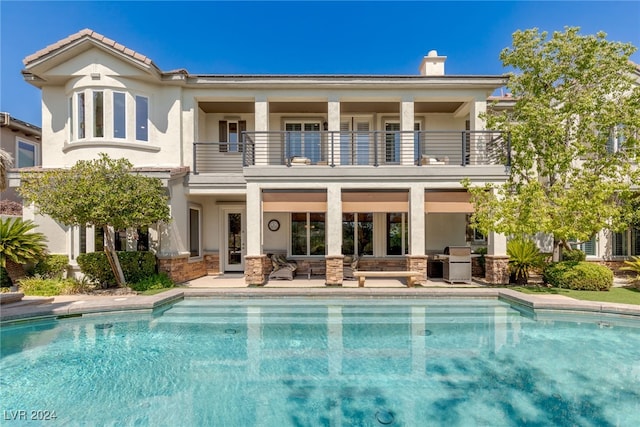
[406,255,427,286]
[245,255,267,286]
[485,255,510,285]
[325,255,345,286]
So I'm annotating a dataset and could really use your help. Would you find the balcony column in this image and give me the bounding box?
[245,182,266,285]
[400,97,415,165]
[254,96,269,166]
[325,183,343,285]
[469,98,487,165]
[486,187,508,284]
[407,184,426,285]
[328,98,340,166]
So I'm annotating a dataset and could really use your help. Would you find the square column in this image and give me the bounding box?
[328,98,340,165]
[469,98,487,165]
[325,184,343,286]
[400,97,415,165]
[409,185,425,255]
[254,97,269,166]
[245,183,262,256]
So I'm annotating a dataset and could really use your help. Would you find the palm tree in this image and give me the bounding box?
[0,217,48,285]
[0,147,13,191]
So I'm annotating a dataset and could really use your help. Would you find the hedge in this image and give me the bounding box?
[77,251,156,287]
[32,254,69,279]
[543,261,613,291]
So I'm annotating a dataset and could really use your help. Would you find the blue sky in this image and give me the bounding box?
[1,1,639,126]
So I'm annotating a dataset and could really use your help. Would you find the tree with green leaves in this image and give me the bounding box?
[19,153,170,287]
[465,27,640,259]
[0,217,48,285]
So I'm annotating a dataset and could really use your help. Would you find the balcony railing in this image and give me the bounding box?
[193,131,509,173]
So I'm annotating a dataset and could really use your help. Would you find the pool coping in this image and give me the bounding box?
[1,287,639,323]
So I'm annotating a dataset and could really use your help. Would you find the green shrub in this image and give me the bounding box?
[563,249,586,262]
[31,254,69,279]
[77,251,156,287]
[621,256,640,286]
[543,261,613,291]
[18,277,93,296]
[130,273,174,292]
[507,237,545,285]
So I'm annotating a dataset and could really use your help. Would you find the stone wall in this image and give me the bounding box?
[158,255,207,283]
[203,252,220,275]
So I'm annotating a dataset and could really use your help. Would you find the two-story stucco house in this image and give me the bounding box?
[12,28,522,285]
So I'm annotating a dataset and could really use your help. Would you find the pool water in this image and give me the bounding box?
[1,298,639,426]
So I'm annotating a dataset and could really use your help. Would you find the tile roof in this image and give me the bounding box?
[23,28,154,67]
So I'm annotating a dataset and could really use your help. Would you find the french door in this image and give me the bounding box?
[223,210,245,272]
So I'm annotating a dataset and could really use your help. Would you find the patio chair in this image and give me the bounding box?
[343,255,359,280]
[269,253,298,280]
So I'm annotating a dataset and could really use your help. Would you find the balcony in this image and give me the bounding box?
[192,130,509,174]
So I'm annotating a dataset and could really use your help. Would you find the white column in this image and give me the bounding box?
[488,187,507,256]
[409,184,425,255]
[488,231,507,256]
[327,97,341,165]
[469,98,487,164]
[245,182,262,255]
[326,184,342,255]
[254,96,269,166]
[400,97,415,165]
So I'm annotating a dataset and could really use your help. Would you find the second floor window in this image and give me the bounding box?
[70,89,148,143]
[219,120,246,152]
[113,92,126,139]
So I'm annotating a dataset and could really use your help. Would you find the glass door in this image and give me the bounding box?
[224,210,245,272]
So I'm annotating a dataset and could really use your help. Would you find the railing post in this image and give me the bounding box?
[241,134,246,167]
[461,131,466,166]
[193,143,198,174]
[373,131,379,167]
[330,131,335,167]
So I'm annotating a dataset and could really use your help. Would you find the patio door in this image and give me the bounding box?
[224,210,245,272]
[340,117,371,165]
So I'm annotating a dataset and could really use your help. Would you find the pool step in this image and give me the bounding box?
[154,302,521,326]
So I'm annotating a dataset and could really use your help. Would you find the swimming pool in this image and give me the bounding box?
[1,297,639,426]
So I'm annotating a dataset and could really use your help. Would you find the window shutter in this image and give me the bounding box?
[238,120,246,152]
[219,121,228,152]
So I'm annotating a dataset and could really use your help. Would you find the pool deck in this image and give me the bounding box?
[1,275,639,322]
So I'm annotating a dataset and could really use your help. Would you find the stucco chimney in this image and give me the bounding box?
[419,50,446,76]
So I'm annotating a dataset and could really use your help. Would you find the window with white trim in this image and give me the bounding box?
[113,92,126,139]
[386,212,408,255]
[77,92,86,139]
[93,91,104,138]
[291,212,325,256]
[384,121,422,164]
[136,95,148,141]
[219,120,246,152]
[68,89,149,143]
[189,206,202,258]
[285,121,322,163]
[571,236,597,256]
[342,213,373,256]
[612,227,640,257]
[16,139,37,168]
